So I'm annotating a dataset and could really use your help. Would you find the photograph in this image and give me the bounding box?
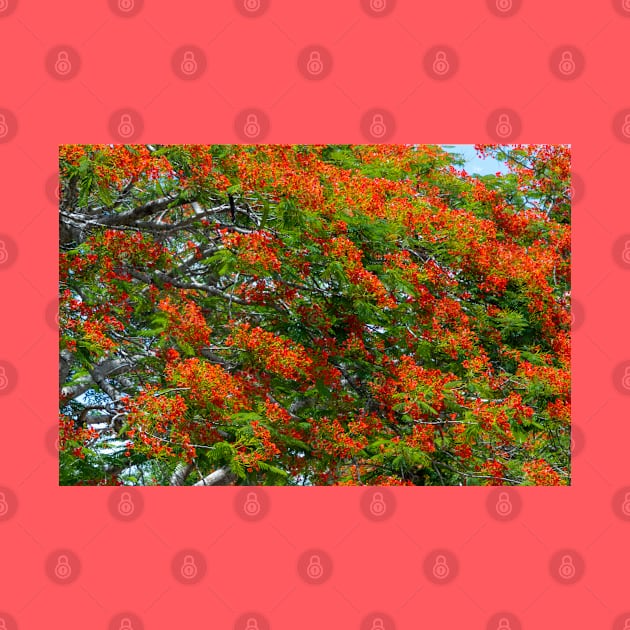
[4,0,630,626]
[58,143,571,486]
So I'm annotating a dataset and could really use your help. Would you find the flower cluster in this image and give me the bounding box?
[326,236,396,308]
[124,387,189,459]
[158,296,212,350]
[222,230,282,273]
[59,414,99,459]
[312,416,369,460]
[233,421,281,473]
[226,323,313,380]
[165,358,248,413]
[522,459,563,486]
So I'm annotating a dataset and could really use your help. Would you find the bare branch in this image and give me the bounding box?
[193,466,237,486]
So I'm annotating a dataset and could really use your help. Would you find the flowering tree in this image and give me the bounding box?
[58,144,570,486]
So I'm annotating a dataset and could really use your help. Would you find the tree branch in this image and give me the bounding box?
[193,466,237,486]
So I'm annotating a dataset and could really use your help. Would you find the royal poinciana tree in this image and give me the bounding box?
[58,144,570,486]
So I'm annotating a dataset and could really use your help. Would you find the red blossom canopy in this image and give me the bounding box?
[59,144,570,486]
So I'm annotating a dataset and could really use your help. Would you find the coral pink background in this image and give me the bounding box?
[1,0,630,628]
